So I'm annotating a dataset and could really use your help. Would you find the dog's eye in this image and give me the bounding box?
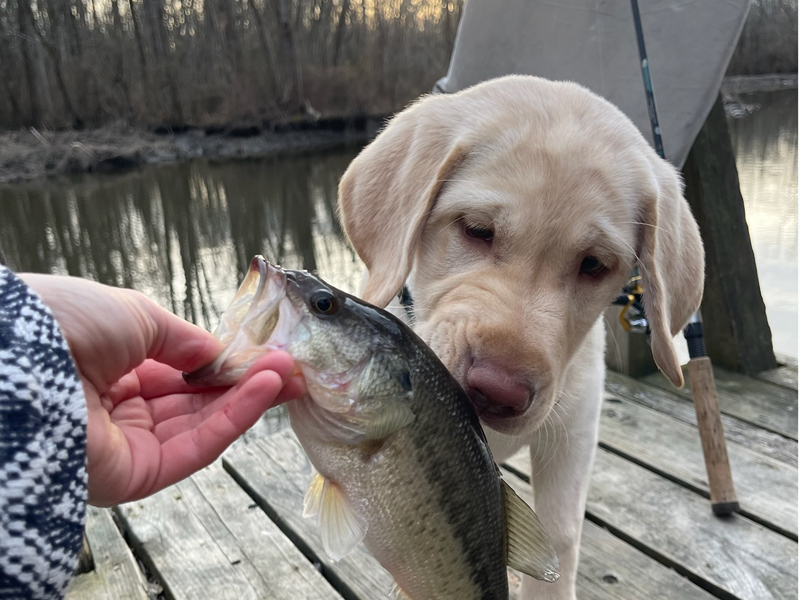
[580,256,607,277]
[464,222,494,242]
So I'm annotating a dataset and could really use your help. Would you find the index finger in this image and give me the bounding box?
[138,297,223,372]
[137,351,297,399]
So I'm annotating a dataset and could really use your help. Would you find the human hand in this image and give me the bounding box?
[19,274,306,507]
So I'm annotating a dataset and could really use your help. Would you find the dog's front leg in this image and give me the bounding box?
[518,380,603,600]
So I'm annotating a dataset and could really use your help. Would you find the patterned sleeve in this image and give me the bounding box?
[0,266,88,600]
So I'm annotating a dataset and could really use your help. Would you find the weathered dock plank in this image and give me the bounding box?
[605,371,797,467]
[756,365,798,391]
[116,461,342,600]
[599,396,797,538]
[224,428,718,600]
[642,366,798,440]
[502,473,717,600]
[65,507,149,600]
[224,432,395,600]
[506,448,798,600]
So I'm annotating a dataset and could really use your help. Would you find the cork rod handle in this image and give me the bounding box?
[687,357,739,516]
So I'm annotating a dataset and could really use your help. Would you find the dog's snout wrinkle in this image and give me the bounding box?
[466,361,532,417]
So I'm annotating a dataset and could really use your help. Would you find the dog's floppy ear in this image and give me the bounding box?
[638,160,705,388]
[338,98,469,308]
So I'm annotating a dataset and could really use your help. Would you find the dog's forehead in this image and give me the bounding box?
[440,139,644,222]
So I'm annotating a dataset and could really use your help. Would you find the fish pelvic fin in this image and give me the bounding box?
[303,472,367,562]
[502,479,560,583]
[303,472,327,520]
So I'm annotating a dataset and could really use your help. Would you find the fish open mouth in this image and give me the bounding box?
[184,255,288,387]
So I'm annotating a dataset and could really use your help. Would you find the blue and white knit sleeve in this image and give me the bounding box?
[0,266,88,600]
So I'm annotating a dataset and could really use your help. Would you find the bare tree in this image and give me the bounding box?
[0,0,475,128]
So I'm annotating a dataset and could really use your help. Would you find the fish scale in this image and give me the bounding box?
[186,256,560,600]
[289,337,508,599]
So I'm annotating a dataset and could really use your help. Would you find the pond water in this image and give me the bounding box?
[0,148,366,331]
[727,89,797,359]
[0,89,796,359]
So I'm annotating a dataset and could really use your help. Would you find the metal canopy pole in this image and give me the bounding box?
[629,0,739,516]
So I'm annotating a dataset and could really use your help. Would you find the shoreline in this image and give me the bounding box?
[1,74,795,186]
[0,116,382,185]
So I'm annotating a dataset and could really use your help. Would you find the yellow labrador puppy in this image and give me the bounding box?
[338,75,703,600]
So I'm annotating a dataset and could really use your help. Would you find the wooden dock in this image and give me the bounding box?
[67,360,798,600]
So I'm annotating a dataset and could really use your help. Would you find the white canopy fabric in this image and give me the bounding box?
[434,0,751,168]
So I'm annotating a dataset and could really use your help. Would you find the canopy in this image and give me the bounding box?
[435,0,751,167]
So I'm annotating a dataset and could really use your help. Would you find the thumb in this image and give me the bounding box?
[137,297,223,373]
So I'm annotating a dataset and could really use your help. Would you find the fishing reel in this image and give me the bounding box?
[612,275,649,335]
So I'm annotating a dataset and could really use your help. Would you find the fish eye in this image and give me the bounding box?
[310,290,339,315]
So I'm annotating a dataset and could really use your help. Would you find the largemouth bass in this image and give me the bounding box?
[186,256,559,600]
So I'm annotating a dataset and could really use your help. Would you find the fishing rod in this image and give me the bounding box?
[624,0,739,516]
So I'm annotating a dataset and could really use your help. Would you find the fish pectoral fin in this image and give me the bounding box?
[303,472,367,561]
[502,480,560,583]
[390,582,413,600]
[362,399,415,441]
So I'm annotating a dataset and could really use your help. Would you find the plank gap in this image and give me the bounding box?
[605,372,797,467]
[221,458,361,600]
[111,506,167,600]
[596,442,798,542]
[640,368,798,441]
[582,512,740,600]
[502,457,762,600]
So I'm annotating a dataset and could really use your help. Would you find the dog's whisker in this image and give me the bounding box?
[553,402,570,446]
[620,221,670,235]
[535,414,559,478]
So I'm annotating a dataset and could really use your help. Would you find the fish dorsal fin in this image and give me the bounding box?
[303,472,368,561]
[502,480,560,582]
[363,400,415,440]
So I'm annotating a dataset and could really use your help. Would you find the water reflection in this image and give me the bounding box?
[0,91,797,359]
[728,89,798,358]
[0,149,365,330]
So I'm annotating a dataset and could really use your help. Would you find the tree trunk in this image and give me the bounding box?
[222,0,243,73]
[128,0,149,85]
[35,0,81,127]
[45,44,81,127]
[681,95,777,374]
[275,0,304,110]
[247,0,280,99]
[331,0,350,66]
[144,0,166,58]
[17,0,44,125]
[142,0,183,123]
[0,56,23,125]
[111,0,133,115]
[309,0,332,62]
